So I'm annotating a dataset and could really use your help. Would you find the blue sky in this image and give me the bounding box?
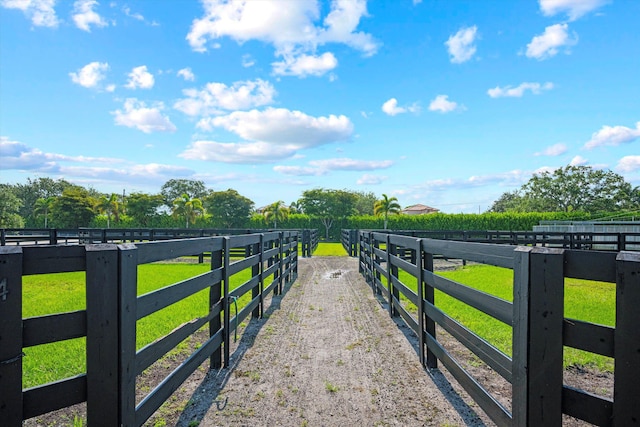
[1,0,639,213]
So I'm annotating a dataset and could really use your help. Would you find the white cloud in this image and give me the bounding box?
[186,0,378,76]
[199,108,353,148]
[1,0,59,27]
[445,26,478,64]
[539,0,609,21]
[526,23,577,60]
[175,79,276,117]
[181,140,298,164]
[535,143,567,156]
[241,54,255,68]
[273,165,328,176]
[177,67,195,81]
[125,65,154,89]
[72,0,108,32]
[69,61,109,89]
[357,174,385,185]
[584,122,640,149]
[570,155,588,166]
[122,6,143,21]
[381,98,420,116]
[308,158,393,171]
[488,82,554,98]
[272,52,338,77]
[616,155,640,173]
[428,95,462,113]
[112,99,176,133]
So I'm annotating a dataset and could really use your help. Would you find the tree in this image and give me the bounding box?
[13,177,73,225]
[33,197,56,228]
[204,189,254,228]
[50,188,96,228]
[263,200,289,228]
[289,200,303,214]
[353,191,377,215]
[489,165,639,214]
[299,188,357,239]
[95,193,121,228]
[0,185,24,228]
[126,192,164,227]
[172,194,204,228]
[374,194,401,229]
[161,179,207,208]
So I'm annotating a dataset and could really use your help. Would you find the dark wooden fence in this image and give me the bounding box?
[357,230,639,426]
[0,231,299,426]
[342,229,640,256]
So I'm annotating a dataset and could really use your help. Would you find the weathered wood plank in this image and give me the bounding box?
[562,385,612,427]
[228,253,259,276]
[564,250,616,282]
[389,275,418,306]
[613,251,640,424]
[136,237,224,264]
[229,275,260,299]
[23,310,86,347]
[0,246,23,425]
[22,375,87,420]
[563,318,614,358]
[421,238,515,269]
[22,245,86,275]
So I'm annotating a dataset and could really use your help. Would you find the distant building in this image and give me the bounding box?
[401,204,439,215]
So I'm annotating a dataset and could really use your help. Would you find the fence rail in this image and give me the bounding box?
[0,231,299,426]
[357,230,639,426]
[342,229,640,256]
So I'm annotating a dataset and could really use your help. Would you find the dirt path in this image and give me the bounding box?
[175,256,489,427]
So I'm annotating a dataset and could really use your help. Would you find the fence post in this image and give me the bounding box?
[278,232,284,295]
[512,247,564,426]
[210,242,223,369]
[252,238,261,319]
[117,243,138,426]
[613,251,640,423]
[385,234,393,317]
[85,244,119,426]
[421,244,437,369]
[223,237,231,367]
[0,247,23,425]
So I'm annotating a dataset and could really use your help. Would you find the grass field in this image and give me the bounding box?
[312,242,348,256]
[398,264,615,371]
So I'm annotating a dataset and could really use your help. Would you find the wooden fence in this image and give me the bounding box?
[0,231,299,426]
[0,228,319,257]
[357,230,639,426]
[342,229,640,257]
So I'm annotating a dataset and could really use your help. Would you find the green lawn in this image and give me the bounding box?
[312,242,348,256]
[22,263,256,388]
[396,264,615,371]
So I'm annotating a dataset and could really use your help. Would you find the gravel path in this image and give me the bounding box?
[176,256,489,427]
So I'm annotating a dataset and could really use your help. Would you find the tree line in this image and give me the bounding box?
[1,166,638,240]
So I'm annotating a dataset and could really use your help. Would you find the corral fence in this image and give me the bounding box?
[0,231,299,426]
[0,228,319,258]
[341,229,640,257]
[357,230,639,426]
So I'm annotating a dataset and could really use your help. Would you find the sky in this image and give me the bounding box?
[1,0,639,213]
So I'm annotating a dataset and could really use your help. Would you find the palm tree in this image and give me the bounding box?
[34,197,55,228]
[374,194,401,229]
[264,200,289,229]
[172,194,204,228]
[95,193,121,228]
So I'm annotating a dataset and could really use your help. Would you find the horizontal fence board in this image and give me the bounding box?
[135,238,224,264]
[22,245,86,275]
[392,296,419,334]
[263,247,280,259]
[563,318,614,358]
[264,278,278,295]
[230,296,261,330]
[263,262,279,278]
[424,270,512,325]
[375,278,389,298]
[228,234,261,248]
[229,276,260,299]
[390,275,419,306]
[137,270,222,320]
[135,329,224,426]
[388,234,420,248]
[424,300,512,381]
[23,310,86,347]
[135,305,220,375]
[564,250,617,282]
[373,247,386,259]
[421,239,515,269]
[562,385,613,427]
[424,333,512,427]
[389,253,419,278]
[228,254,259,276]
[23,375,87,420]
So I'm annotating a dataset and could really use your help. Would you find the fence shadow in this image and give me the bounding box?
[175,278,295,426]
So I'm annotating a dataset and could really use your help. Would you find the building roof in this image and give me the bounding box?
[402,204,439,214]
